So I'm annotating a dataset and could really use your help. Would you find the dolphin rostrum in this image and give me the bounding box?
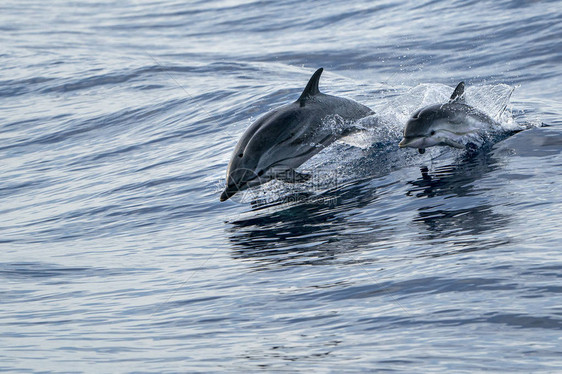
[220,68,374,202]
[399,82,504,154]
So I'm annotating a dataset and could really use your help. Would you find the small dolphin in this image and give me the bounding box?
[220,68,373,202]
[399,82,503,154]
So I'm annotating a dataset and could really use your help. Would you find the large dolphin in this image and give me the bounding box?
[399,82,505,154]
[220,68,374,202]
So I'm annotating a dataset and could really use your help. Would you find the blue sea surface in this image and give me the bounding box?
[1,0,561,372]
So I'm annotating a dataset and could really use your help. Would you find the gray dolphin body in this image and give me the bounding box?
[220,68,374,202]
[399,82,501,154]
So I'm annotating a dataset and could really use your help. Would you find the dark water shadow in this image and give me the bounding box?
[228,177,394,268]
[406,149,512,256]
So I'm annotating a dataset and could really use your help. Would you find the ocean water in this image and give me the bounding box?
[1,0,561,372]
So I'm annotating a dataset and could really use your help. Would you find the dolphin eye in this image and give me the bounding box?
[430,130,436,136]
[238,153,243,158]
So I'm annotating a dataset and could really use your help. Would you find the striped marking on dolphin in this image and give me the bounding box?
[399,82,512,154]
[220,68,374,202]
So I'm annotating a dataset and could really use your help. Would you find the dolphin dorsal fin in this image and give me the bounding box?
[449,81,465,103]
[298,68,323,107]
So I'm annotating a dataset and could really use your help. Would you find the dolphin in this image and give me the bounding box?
[220,68,374,202]
[399,82,504,154]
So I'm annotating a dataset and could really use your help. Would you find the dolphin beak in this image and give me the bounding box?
[220,169,261,202]
[220,188,234,202]
[399,137,426,149]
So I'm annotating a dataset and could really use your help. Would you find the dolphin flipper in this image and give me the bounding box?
[275,169,312,184]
